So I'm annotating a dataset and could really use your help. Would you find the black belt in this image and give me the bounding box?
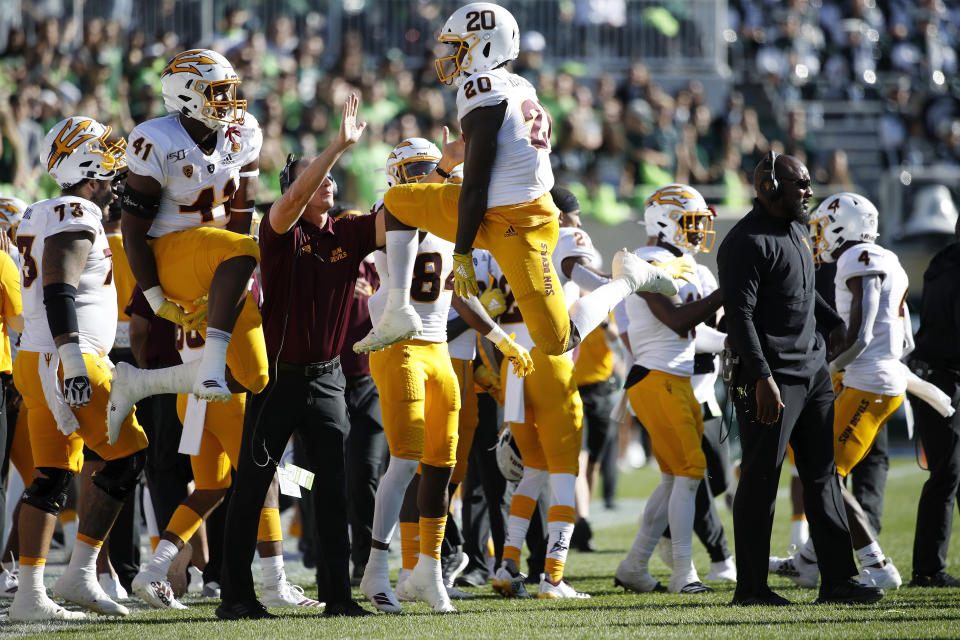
[277,355,341,377]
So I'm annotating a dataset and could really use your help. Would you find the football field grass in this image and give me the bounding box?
[4,458,959,639]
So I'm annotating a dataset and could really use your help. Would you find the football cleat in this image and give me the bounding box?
[132,568,188,610]
[612,249,679,297]
[106,362,141,444]
[0,568,18,598]
[395,570,415,602]
[670,580,713,594]
[354,305,423,354]
[537,577,590,599]
[54,568,129,616]
[858,561,902,590]
[98,572,129,601]
[402,562,457,614]
[442,548,470,589]
[202,581,222,598]
[705,557,737,582]
[655,536,673,570]
[261,580,324,609]
[193,376,231,403]
[491,566,530,598]
[360,564,402,613]
[445,585,476,600]
[9,590,86,621]
[614,559,665,593]
[769,554,819,588]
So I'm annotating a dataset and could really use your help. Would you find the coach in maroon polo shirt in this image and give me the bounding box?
[219,95,383,620]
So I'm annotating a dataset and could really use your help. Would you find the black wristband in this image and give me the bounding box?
[435,166,452,179]
[43,282,79,338]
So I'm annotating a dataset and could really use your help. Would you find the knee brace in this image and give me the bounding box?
[22,467,74,515]
[93,449,146,501]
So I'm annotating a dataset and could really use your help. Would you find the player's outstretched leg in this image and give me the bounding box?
[107,361,201,444]
[354,228,422,354]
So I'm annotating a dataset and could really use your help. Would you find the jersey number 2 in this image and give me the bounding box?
[521,99,552,151]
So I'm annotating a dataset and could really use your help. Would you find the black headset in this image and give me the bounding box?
[762,149,780,200]
[280,153,338,198]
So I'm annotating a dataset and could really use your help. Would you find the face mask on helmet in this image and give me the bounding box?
[386,138,441,188]
[434,3,520,85]
[0,196,27,233]
[43,117,127,188]
[644,184,714,254]
[161,49,247,131]
[808,192,880,264]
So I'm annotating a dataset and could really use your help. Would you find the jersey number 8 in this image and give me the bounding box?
[411,252,455,303]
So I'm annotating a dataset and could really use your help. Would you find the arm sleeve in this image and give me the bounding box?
[830,274,881,373]
[571,262,611,292]
[815,290,845,333]
[718,235,770,382]
[695,324,726,354]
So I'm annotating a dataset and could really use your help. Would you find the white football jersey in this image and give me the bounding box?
[176,326,206,364]
[369,232,454,343]
[626,246,701,377]
[447,249,493,360]
[457,68,554,208]
[18,195,117,356]
[552,227,599,289]
[125,113,262,238]
[835,243,909,396]
[691,263,719,404]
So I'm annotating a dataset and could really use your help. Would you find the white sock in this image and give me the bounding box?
[67,538,101,577]
[416,553,442,574]
[196,328,231,382]
[371,456,419,544]
[799,536,817,563]
[627,474,674,566]
[384,230,418,309]
[789,518,809,550]
[146,539,179,576]
[856,541,884,568]
[367,548,389,580]
[260,554,285,588]
[19,563,45,596]
[505,468,549,553]
[129,360,202,399]
[568,279,633,345]
[63,520,79,549]
[668,476,699,585]
[545,473,577,577]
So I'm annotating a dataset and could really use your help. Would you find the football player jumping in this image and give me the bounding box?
[9,117,146,621]
[355,2,690,359]
[361,137,532,614]
[108,49,268,441]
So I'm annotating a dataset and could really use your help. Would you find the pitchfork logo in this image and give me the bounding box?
[48,119,96,171]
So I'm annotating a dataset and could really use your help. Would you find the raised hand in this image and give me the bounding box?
[337,93,367,149]
[439,125,465,172]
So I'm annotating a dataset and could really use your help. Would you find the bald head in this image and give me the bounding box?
[753,152,813,222]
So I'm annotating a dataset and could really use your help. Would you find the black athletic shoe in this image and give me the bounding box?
[216,599,278,620]
[816,579,884,604]
[323,599,373,617]
[909,572,960,588]
[731,589,792,606]
[571,518,596,552]
[455,566,489,588]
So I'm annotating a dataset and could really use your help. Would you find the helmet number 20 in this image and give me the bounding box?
[465,9,496,31]
[521,99,552,151]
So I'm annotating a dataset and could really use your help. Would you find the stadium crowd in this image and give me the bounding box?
[0,0,959,625]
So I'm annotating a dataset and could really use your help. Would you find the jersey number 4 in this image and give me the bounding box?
[179,177,237,222]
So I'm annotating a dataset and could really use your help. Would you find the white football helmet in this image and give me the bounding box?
[643,184,715,253]
[0,196,27,231]
[386,138,441,188]
[435,2,520,85]
[809,192,880,263]
[42,117,126,188]
[160,49,246,131]
[495,425,523,483]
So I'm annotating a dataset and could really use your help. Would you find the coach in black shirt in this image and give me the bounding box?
[717,151,882,606]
